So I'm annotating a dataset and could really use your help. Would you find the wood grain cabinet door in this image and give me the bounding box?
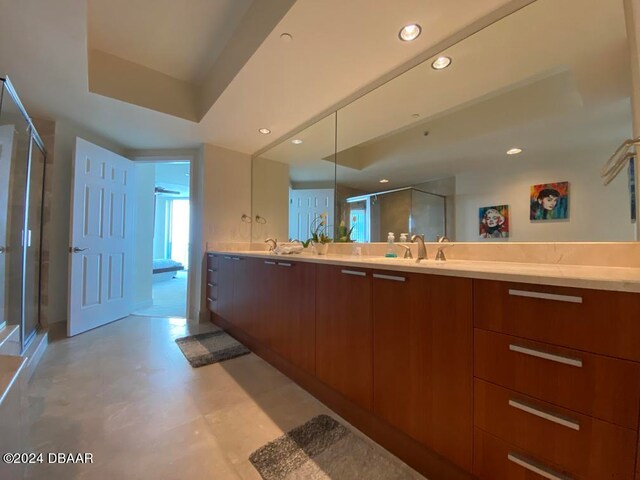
[232,257,258,337]
[215,255,236,323]
[372,272,473,472]
[316,264,373,410]
[274,261,316,375]
[252,259,280,347]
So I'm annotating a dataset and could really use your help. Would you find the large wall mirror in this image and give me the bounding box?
[250,0,636,245]
[335,0,636,243]
[251,113,336,244]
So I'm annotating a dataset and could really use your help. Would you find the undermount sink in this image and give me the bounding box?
[373,257,438,264]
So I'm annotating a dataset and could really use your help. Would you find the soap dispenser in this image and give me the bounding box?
[385,232,397,258]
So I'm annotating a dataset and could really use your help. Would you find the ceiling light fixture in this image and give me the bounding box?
[258,128,271,135]
[291,139,303,145]
[379,179,390,184]
[399,24,422,42]
[507,147,523,155]
[431,56,452,70]
[411,113,420,119]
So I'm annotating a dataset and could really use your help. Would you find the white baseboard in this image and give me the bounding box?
[132,299,153,312]
[24,330,48,381]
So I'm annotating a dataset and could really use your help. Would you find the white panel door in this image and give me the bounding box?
[68,138,135,336]
[289,188,335,241]
[0,125,15,326]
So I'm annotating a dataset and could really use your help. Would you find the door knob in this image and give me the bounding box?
[70,247,89,253]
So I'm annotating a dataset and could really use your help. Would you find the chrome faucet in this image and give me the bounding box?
[435,236,453,262]
[398,244,413,259]
[265,238,277,252]
[411,234,427,262]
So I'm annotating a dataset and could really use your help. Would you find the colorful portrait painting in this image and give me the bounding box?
[530,182,569,221]
[479,205,509,239]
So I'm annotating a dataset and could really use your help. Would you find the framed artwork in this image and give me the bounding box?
[530,181,569,220]
[479,205,509,239]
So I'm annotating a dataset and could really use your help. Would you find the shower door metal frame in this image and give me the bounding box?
[0,76,47,353]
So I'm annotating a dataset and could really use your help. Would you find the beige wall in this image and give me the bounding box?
[47,121,126,324]
[251,157,289,242]
[189,143,251,322]
[455,152,636,242]
[132,163,155,311]
[625,0,640,239]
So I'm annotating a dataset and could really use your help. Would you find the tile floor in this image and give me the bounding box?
[134,271,188,318]
[24,316,424,480]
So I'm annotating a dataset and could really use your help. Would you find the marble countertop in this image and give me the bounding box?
[0,355,26,406]
[207,250,640,293]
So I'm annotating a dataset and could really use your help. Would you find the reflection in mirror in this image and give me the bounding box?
[336,0,635,242]
[252,113,336,245]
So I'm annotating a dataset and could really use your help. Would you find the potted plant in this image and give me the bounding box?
[303,213,331,255]
[337,216,357,242]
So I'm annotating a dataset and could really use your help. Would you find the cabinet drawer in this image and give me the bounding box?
[474,428,575,480]
[474,379,637,479]
[474,280,640,361]
[474,329,640,429]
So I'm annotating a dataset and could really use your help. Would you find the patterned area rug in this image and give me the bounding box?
[175,330,250,367]
[249,415,423,480]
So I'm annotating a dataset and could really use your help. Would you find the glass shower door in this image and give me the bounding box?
[0,83,31,334]
[22,138,45,344]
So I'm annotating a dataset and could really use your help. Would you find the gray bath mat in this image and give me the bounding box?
[249,415,422,480]
[175,330,250,367]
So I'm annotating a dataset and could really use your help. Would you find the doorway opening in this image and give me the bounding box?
[134,161,191,318]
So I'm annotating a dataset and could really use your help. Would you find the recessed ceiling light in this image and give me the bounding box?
[431,56,452,70]
[507,147,523,155]
[399,24,422,42]
[379,178,390,183]
[291,139,303,145]
[280,33,292,42]
[258,128,271,135]
[411,113,420,118]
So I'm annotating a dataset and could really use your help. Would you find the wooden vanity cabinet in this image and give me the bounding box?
[262,259,316,375]
[213,255,236,323]
[372,271,473,471]
[315,264,373,410]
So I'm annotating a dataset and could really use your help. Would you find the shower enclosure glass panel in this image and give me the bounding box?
[0,78,47,351]
[23,139,45,345]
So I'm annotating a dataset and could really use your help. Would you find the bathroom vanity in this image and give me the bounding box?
[206,251,640,479]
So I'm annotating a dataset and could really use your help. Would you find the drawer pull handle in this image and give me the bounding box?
[341,269,366,277]
[508,289,582,304]
[207,297,216,303]
[509,344,583,368]
[509,399,580,431]
[264,260,277,265]
[207,268,217,273]
[373,273,406,282]
[224,256,233,260]
[207,283,217,288]
[507,452,573,480]
[278,262,292,267]
[231,257,242,261]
